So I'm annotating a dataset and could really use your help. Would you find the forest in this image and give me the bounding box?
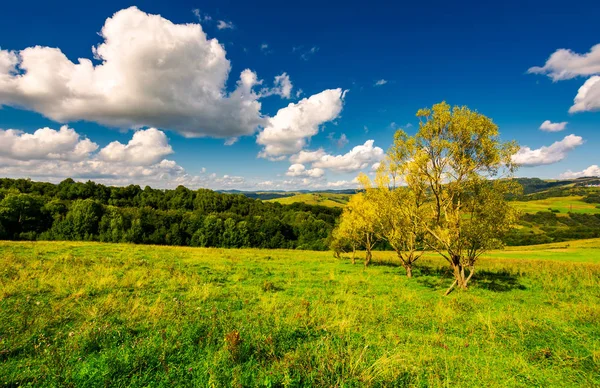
[0,178,340,250]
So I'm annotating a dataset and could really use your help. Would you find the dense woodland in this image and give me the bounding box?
[1,176,600,251]
[0,178,340,250]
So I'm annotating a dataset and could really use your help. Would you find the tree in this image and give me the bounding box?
[358,162,426,278]
[409,102,519,294]
[330,212,361,263]
[335,193,380,266]
[0,193,49,239]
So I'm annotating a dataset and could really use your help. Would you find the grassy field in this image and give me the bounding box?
[264,192,600,215]
[1,240,599,387]
[266,193,350,207]
[510,195,600,215]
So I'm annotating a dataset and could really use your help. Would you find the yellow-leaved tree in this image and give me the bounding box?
[332,192,380,267]
[410,102,520,294]
[357,130,427,277]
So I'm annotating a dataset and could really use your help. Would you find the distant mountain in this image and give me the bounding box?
[218,189,359,201]
[515,177,600,195]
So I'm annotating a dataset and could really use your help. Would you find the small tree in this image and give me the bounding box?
[333,193,379,266]
[409,102,519,294]
[330,219,355,260]
[359,164,426,277]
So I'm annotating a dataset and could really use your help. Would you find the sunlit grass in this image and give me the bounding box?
[266,193,350,207]
[510,195,600,215]
[1,240,599,386]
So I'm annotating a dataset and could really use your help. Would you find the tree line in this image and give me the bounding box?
[331,102,520,295]
[0,179,341,250]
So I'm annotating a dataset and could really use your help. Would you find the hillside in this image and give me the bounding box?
[1,240,599,386]
[511,195,600,215]
[266,193,351,207]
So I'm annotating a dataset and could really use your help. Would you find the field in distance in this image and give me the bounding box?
[1,240,599,386]
[267,191,600,213]
[266,192,351,207]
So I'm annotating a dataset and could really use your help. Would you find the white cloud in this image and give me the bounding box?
[569,76,600,113]
[98,128,173,165]
[0,125,98,161]
[259,72,293,99]
[257,88,346,158]
[285,163,325,178]
[326,178,359,188]
[374,79,388,86]
[289,149,327,164]
[530,44,600,114]
[0,7,264,138]
[217,20,234,30]
[560,165,600,179]
[273,73,293,99]
[528,44,600,81]
[0,125,251,189]
[512,134,584,166]
[539,120,568,132]
[312,140,385,173]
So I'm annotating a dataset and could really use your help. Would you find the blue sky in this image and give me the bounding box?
[0,0,599,190]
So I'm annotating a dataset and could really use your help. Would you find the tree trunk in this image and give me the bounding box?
[364,233,372,267]
[351,248,356,265]
[445,256,472,295]
[398,252,415,278]
[364,249,372,267]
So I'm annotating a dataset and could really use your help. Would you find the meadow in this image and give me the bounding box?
[1,240,599,387]
[509,195,600,215]
[266,193,350,208]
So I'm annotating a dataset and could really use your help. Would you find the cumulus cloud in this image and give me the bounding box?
[289,149,327,164]
[0,126,248,189]
[98,128,173,165]
[530,44,600,114]
[512,134,584,166]
[257,88,346,159]
[539,120,568,132]
[528,44,600,81]
[0,125,98,161]
[374,79,388,86]
[569,76,600,113]
[0,7,264,138]
[285,163,325,178]
[312,140,385,172]
[560,165,600,179]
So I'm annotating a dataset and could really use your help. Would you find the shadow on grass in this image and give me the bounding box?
[369,260,401,268]
[474,270,526,292]
[415,265,526,292]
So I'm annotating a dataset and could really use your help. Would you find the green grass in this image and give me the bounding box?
[266,193,351,207]
[1,240,599,387]
[511,195,600,215]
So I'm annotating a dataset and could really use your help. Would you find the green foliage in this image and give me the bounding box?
[1,240,599,386]
[0,178,341,250]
